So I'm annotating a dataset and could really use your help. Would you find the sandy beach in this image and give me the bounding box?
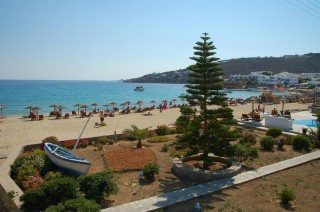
[0,102,313,156]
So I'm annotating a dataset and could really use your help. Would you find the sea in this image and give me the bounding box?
[0,80,287,116]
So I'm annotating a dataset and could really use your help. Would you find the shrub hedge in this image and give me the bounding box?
[260,136,275,150]
[292,135,312,151]
[266,127,283,138]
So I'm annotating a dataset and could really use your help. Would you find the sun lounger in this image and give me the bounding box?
[240,114,250,120]
[63,113,69,119]
[72,111,77,115]
[56,113,62,119]
[252,114,261,121]
[31,114,37,121]
[38,114,44,120]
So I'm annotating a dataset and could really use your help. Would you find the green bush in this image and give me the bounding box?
[155,125,170,136]
[239,131,256,145]
[11,148,54,183]
[45,197,100,212]
[78,170,118,203]
[232,144,259,162]
[279,186,295,204]
[44,171,62,181]
[169,129,177,134]
[122,128,137,141]
[266,127,283,138]
[96,142,103,150]
[278,135,291,145]
[260,136,275,150]
[20,177,78,211]
[42,136,59,144]
[96,136,108,145]
[142,163,160,181]
[147,136,169,143]
[292,135,312,151]
[160,144,169,152]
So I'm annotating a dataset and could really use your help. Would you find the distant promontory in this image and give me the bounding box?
[124,53,320,84]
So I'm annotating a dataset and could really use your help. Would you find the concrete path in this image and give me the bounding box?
[102,150,320,212]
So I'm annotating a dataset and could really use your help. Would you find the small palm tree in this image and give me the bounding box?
[131,125,149,148]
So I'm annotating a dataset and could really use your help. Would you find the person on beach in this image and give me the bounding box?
[99,112,105,124]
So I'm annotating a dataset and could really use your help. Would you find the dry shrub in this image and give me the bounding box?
[104,148,156,171]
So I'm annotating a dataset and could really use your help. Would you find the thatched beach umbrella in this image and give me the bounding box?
[74,104,81,114]
[171,99,177,105]
[136,100,144,109]
[91,103,99,110]
[25,105,33,114]
[180,97,186,104]
[109,102,117,110]
[103,104,111,111]
[31,106,41,116]
[49,104,58,112]
[150,100,157,107]
[126,101,132,107]
[249,96,257,122]
[120,102,128,110]
[80,105,90,113]
[58,105,66,114]
[0,105,7,117]
[162,100,168,106]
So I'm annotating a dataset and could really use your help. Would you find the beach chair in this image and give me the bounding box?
[72,111,77,115]
[63,113,69,119]
[31,114,37,121]
[284,110,291,118]
[38,115,44,120]
[240,114,250,120]
[253,114,261,121]
[56,113,62,119]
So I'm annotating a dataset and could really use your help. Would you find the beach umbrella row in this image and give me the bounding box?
[17,99,180,117]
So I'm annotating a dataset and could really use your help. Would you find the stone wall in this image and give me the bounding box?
[172,153,242,181]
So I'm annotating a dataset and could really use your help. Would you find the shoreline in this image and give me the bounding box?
[0,102,313,157]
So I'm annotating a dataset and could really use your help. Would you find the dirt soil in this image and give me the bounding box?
[184,160,229,171]
[162,160,320,212]
[75,129,320,211]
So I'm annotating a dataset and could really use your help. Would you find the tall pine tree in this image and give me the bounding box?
[177,32,236,169]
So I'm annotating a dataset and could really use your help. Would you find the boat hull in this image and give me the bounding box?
[44,143,91,176]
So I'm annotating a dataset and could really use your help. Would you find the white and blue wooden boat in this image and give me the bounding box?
[44,143,91,176]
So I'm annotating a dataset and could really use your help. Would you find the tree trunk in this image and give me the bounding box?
[137,138,142,148]
[203,148,209,170]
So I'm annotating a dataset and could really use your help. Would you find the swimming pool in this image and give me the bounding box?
[293,119,318,128]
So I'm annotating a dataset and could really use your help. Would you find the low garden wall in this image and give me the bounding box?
[0,132,124,211]
[172,153,242,181]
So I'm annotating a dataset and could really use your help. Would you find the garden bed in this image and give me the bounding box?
[6,126,319,210]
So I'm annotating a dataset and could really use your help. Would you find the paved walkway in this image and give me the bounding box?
[102,150,320,212]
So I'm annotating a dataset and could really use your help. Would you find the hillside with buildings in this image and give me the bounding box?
[124,53,320,84]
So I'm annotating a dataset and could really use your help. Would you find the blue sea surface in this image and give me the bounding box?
[0,80,286,116]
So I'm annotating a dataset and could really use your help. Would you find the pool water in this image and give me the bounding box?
[293,119,318,128]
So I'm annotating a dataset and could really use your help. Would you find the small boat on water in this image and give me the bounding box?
[134,85,144,91]
[44,143,91,176]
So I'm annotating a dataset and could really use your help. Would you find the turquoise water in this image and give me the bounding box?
[293,119,318,128]
[0,80,287,116]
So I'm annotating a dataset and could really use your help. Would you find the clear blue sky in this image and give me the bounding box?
[0,0,319,80]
